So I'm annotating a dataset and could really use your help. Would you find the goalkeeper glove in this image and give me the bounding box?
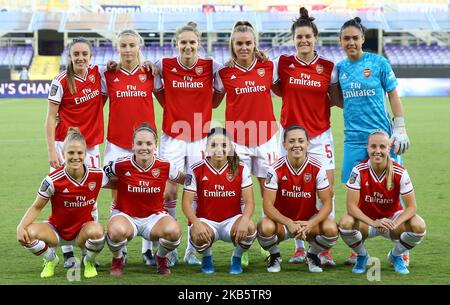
[391,117,410,155]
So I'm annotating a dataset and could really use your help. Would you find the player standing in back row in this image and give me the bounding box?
[272,7,342,266]
[148,21,225,266]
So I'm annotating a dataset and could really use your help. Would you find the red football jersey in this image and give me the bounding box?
[37,166,103,240]
[104,155,179,218]
[102,65,162,149]
[346,159,414,220]
[48,65,104,147]
[156,56,222,141]
[184,159,253,222]
[275,53,334,137]
[216,59,278,146]
[264,155,330,221]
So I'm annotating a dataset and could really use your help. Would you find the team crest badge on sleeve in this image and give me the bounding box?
[257,68,265,77]
[152,169,160,178]
[349,171,358,184]
[185,174,192,187]
[139,74,147,83]
[304,173,312,183]
[50,84,58,96]
[265,172,273,185]
[40,180,50,192]
[195,66,203,75]
[88,182,96,191]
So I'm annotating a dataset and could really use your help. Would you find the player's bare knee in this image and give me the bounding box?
[164,223,182,241]
[248,220,257,235]
[257,218,276,237]
[338,214,355,230]
[107,225,128,242]
[322,219,338,237]
[410,215,427,234]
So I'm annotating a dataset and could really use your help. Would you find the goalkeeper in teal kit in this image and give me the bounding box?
[332,17,411,265]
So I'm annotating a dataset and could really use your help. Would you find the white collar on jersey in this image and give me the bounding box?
[368,161,387,183]
[177,56,200,70]
[205,158,229,175]
[234,58,257,72]
[285,155,309,176]
[120,64,140,75]
[64,164,89,186]
[74,69,89,82]
[294,51,319,66]
[131,155,156,172]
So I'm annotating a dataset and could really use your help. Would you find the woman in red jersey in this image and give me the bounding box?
[181,127,256,275]
[154,21,225,266]
[257,125,338,274]
[339,130,426,275]
[103,123,184,276]
[272,7,342,265]
[101,29,163,266]
[17,128,105,279]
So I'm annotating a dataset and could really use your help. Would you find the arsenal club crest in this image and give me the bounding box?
[257,68,265,77]
[89,74,95,83]
[316,64,323,74]
[304,173,312,183]
[88,182,96,191]
[226,172,235,182]
[195,66,203,75]
[152,168,160,178]
[363,68,371,78]
[139,74,147,83]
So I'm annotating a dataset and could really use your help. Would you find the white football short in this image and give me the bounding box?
[110,209,170,240]
[200,214,242,243]
[103,140,132,166]
[159,132,206,172]
[279,127,335,170]
[233,133,280,178]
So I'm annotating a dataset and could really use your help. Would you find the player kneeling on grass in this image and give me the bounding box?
[17,128,105,279]
[103,123,184,276]
[257,125,338,273]
[181,127,257,275]
[339,130,426,275]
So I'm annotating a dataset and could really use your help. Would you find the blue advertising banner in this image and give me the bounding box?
[0,81,52,98]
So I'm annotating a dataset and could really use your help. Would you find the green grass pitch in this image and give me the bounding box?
[1,97,449,284]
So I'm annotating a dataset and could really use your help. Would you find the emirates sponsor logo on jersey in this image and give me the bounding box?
[128,181,161,193]
[152,168,160,178]
[281,185,312,198]
[88,182,96,191]
[226,172,235,182]
[363,68,371,78]
[139,74,147,83]
[365,192,394,204]
[195,66,203,75]
[257,68,265,77]
[64,195,96,208]
[89,75,95,83]
[75,88,100,105]
[304,173,312,183]
[316,64,323,74]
